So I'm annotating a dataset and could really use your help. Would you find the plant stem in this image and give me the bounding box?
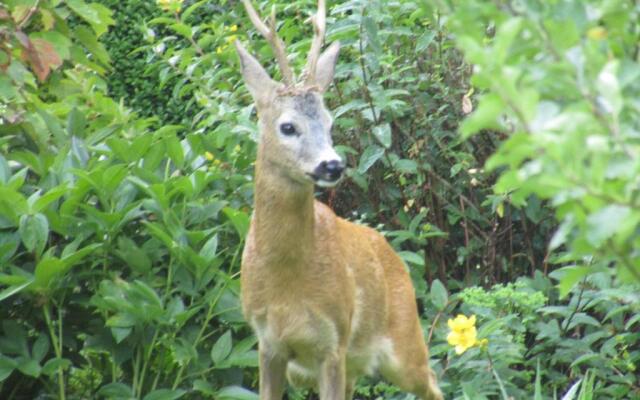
[486,350,509,400]
[43,304,66,400]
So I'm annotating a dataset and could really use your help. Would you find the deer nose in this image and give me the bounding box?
[316,160,345,181]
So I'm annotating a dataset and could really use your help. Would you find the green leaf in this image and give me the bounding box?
[561,378,583,400]
[460,93,504,138]
[0,355,17,382]
[16,357,40,378]
[211,331,232,365]
[357,146,385,174]
[0,155,10,184]
[193,379,216,396]
[223,207,249,238]
[74,25,110,65]
[172,338,197,366]
[165,136,184,169]
[66,0,114,36]
[586,205,630,246]
[33,257,65,290]
[556,266,590,298]
[142,389,186,400]
[31,335,49,363]
[534,359,542,400]
[18,213,49,256]
[372,123,391,148]
[398,251,424,267]
[430,279,448,310]
[394,159,418,174]
[170,23,192,39]
[41,357,71,377]
[0,280,34,303]
[31,185,67,213]
[216,386,259,400]
[416,31,436,52]
[199,234,219,263]
[98,382,135,399]
[67,107,86,138]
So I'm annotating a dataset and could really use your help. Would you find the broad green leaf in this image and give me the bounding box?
[170,23,192,39]
[165,135,184,169]
[0,280,33,303]
[74,25,110,65]
[98,382,135,399]
[460,93,504,138]
[223,207,249,238]
[416,31,436,52]
[555,266,591,298]
[142,389,186,400]
[398,251,424,267]
[16,357,40,377]
[31,185,67,213]
[430,279,448,310]
[586,205,630,246]
[31,335,49,363]
[18,213,48,256]
[66,0,114,36]
[0,355,16,382]
[66,108,86,138]
[41,358,71,377]
[357,146,385,174]
[372,123,391,148]
[216,386,259,400]
[200,234,219,263]
[561,378,583,400]
[211,331,232,365]
[33,257,65,290]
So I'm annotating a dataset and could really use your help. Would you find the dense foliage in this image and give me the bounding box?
[0,0,638,399]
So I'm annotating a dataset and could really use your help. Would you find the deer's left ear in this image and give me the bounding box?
[315,41,340,92]
[235,40,279,106]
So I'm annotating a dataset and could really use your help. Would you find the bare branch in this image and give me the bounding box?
[241,0,294,85]
[304,0,326,85]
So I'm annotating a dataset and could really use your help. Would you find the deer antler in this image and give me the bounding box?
[303,0,326,85]
[241,0,294,86]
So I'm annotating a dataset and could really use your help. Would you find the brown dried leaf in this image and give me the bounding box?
[462,95,473,115]
[16,34,61,82]
[32,38,62,70]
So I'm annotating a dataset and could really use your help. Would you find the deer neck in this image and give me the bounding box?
[252,147,315,265]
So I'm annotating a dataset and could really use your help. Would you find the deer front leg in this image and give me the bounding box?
[259,346,287,400]
[318,350,346,400]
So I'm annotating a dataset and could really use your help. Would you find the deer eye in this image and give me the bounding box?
[279,123,297,136]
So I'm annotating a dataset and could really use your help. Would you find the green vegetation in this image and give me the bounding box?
[0,0,638,399]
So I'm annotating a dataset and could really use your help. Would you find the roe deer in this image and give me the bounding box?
[236,1,443,399]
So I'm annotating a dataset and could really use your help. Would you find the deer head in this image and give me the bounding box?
[235,0,344,188]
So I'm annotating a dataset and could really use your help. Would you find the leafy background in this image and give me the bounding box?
[0,0,638,399]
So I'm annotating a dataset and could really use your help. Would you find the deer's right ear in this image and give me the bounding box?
[235,41,278,105]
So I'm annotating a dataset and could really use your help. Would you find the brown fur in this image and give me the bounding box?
[239,98,442,400]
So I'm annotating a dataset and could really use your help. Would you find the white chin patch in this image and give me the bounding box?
[314,178,340,188]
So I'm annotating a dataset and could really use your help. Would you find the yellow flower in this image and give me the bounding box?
[226,34,238,44]
[229,24,238,32]
[447,314,480,354]
[587,26,607,40]
[205,151,214,161]
[216,46,224,54]
[157,0,183,12]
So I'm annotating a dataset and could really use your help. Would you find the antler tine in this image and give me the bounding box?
[304,0,326,85]
[241,0,294,86]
